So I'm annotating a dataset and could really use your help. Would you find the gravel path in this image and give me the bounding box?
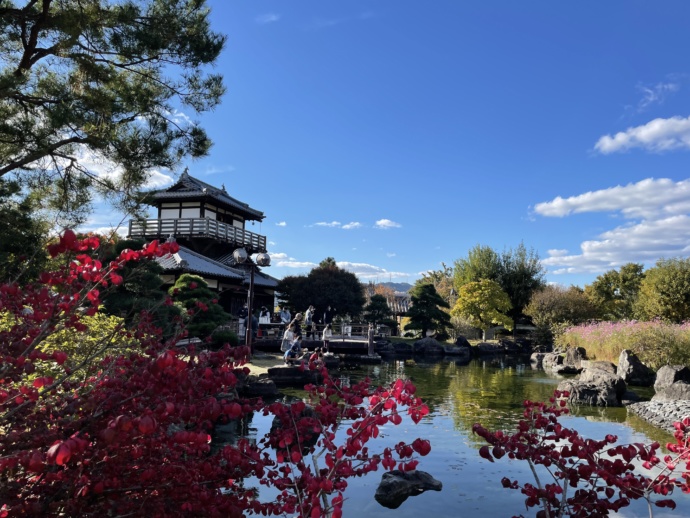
[626,400,690,434]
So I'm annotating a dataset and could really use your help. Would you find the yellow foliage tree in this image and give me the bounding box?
[451,279,513,339]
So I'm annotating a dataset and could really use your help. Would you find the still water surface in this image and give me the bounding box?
[247,357,690,518]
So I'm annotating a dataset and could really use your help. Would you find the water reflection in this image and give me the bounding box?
[266,357,690,517]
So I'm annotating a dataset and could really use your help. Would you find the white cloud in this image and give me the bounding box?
[275,260,317,268]
[268,241,276,246]
[594,116,690,154]
[386,252,396,257]
[534,178,690,219]
[547,249,569,257]
[145,170,174,188]
[336,261,409,280]
[256,13,280,24]
[543,215,690,274]
[314,221,341,228]
[269,252,288,260]
[342,222,362,230]
[374,219,401,229]
[275,221,287,227]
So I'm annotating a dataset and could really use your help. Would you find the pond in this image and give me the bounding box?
[243,357,690,517]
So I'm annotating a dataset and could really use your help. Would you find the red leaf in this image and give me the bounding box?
[479,445,494,463]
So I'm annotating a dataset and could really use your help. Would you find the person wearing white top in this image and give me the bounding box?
[322,323,332,353]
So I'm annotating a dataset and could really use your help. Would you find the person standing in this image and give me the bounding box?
[305,305,315,339]
[323,305,335,325]
[322,323,332,353]
[281,323,295,352]
[290,313,303,338]
[279,306,291,328]
[237,303,248,340]
[259,306,271,324]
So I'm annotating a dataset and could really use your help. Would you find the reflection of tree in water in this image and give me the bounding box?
[447,358,562,445]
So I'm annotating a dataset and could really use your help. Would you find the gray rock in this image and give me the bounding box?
[542,352,563,372]
[652,382,690,401]
[654,365,690,390]
[474,342,505,356]
[557,364,626,407]
[374,470,442,509]
[454,335,471,348]
[239,376,278,398]
[266,365,323,386]
[628,400,690,434]
[618,350,655,387]
[413,337,444,356]
[564,346,587,371]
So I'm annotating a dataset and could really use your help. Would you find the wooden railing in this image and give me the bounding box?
[128,218,267,252]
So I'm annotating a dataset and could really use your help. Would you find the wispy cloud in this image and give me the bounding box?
[256,13,280,24]
[342,222,362,230]
[268,252,288,260]
[594,116,690,154]
[636,81,679,112]
[533,178,690,219]
[535,177,690,275]
[386,252,396,257]
[275,221,287,227]
[313,221,342,228]
[374,219,401,229]
[202,165,235,176]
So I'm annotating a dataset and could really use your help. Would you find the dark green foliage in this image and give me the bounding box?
[635,258,690,323]
[0,179,49,282]
[405,284,451,339]
[169,274,230,339]
[0,0,226,222]
[276,258,365,320]
[210,329,238,350]
[101,238,181,338]
[363,294,393,326]
[585,263,644,320]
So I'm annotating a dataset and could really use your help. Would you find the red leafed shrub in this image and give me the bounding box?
[0,231,431,517]
[473,390,690,517]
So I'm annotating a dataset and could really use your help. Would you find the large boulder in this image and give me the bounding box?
[374,470,442,509]
[267,365,323,386]
[238,375,278,398]
[618,350,655,387]
[652,382,690,401]
[654,365,690,390]
[454,335,472,348]
[557,362,626,407]
[413,337,444,356]
[563,347,587,371]
[474,342,505,356]
[542,352,563,372]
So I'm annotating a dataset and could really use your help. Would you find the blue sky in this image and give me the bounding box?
[88,1,690,288]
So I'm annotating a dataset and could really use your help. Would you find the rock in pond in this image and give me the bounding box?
[374,470,442,509]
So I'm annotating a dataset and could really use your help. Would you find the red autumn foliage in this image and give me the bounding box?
[473,390,690,517]
[0,232,431,517]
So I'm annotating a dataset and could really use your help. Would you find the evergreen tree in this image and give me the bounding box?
[169,274,230,340]
[0,0,225,222]
[363,294,393,326]
[404,284,451,339]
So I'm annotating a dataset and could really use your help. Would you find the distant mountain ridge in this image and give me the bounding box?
[379,282,412,293]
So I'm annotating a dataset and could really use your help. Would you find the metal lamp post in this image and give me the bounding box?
[232,248,270,355]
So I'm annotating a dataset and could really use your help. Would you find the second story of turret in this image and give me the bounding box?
[128,171,267,254]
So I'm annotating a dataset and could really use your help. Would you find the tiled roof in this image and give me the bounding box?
[149,171,265,220]
[157,246,279,288]
[156,246,244,280]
